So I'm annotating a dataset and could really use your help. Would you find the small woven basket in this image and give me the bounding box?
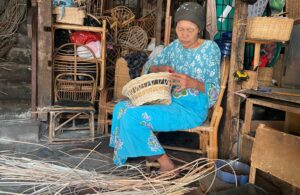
[122,72,172,106]
[246,17,294,41]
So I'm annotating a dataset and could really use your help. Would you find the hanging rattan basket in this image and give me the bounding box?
[118,26,148,51]
[246,17,294,42]
[110,6,135,28]
[122,72,172,106]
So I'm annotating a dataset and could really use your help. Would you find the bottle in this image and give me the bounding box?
[147,38,156,51]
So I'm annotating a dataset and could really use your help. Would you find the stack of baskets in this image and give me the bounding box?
[122,72,172,106]
[246,17,294,41]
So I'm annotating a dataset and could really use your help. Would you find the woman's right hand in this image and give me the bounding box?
[149,65,174,73]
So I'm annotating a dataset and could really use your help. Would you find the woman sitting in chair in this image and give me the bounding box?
[110,2,221,172]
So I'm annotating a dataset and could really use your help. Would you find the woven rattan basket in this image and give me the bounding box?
[111,6,135,28]
[122,72,172,106]
[246,17,294,41]
[118,26,148,51]
[53,7,86,25]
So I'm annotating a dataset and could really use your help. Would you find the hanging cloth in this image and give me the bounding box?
[248,0,269,17]
[206,0,218,40]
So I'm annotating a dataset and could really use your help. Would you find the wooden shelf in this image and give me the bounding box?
[52,22,107,90]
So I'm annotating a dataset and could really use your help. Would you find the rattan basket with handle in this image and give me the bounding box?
[122,72,172,106]
[246,17,294,42]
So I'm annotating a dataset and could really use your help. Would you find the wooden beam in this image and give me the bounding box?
[28,5,38,119]
[220,0,248,158]
[37,0,52,120]
[155,0,163,45]
[164,0,171,45]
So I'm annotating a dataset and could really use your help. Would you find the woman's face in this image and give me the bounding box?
[176,20,200,48]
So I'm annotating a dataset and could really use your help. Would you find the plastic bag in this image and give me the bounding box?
[77,41,101,59]
[70,31,101,45]
[53,0,74,7]
[270,0,285,12]
[53,0,74,18]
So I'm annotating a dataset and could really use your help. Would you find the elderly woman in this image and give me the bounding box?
[110,2,221,172]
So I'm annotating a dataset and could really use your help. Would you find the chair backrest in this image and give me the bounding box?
[250,124,300,188]
[114,57,131,99]
[54,73,97,103]
[210,56,230,126]
[52,43,99,103]
[53,43,99,87]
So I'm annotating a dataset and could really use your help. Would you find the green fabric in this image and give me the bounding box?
[215,0,235,40]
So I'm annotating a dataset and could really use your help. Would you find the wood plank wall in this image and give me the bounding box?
[37,0,52,120]
[220,0,248,158]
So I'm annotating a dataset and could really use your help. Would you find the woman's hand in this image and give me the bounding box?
[150,65,174,73]
[169,73,205,92]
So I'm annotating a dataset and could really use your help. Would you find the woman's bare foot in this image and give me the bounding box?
[157,154,175,172]
[146,155,161,162]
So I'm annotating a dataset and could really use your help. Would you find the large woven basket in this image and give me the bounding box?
[122,72,172,106]
[246,17,294,41]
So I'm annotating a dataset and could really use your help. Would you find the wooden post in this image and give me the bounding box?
[164,0,171,45]
[37,0,53,120]
[253,42,261,70]
[28,5,38,119]
[220,0,248,158]
[155,0,163,45]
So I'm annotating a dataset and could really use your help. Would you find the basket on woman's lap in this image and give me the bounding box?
[122,72,172,106]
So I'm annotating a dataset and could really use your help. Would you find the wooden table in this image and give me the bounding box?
[243,90,300,134]
[240,89,300,163]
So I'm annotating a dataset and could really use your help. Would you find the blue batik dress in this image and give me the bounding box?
[110,39,221,166]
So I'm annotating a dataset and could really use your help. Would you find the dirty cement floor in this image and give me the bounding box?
[0,122,236,194]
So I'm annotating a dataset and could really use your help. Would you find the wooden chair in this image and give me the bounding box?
[98,57,130,135]
[49,43,99,142]
[162,57,230,159]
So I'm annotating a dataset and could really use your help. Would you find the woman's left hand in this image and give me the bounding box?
[169,73,194,91]
[169,73,205,92]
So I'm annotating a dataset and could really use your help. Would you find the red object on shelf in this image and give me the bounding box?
[70,31,101,45]
[251,55,268,68]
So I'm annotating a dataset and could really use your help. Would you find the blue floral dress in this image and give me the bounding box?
[110,39,221,166]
